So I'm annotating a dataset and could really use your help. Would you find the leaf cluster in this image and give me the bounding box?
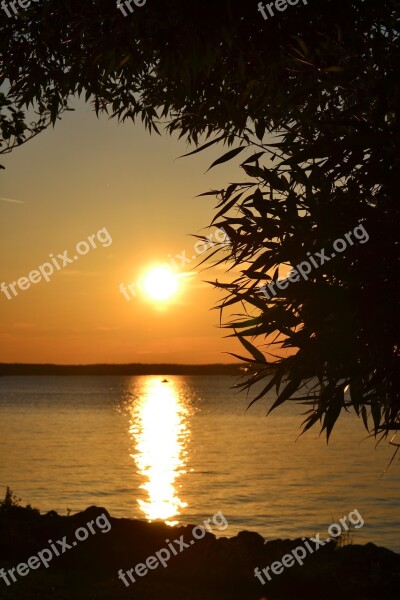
[1,0,400,442]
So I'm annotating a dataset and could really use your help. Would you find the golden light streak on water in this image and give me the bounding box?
[129,378,190,525]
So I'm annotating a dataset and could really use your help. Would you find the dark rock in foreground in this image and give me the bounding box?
[0,505,399,599]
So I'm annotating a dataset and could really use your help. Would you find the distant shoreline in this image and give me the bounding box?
[0,363,245,376]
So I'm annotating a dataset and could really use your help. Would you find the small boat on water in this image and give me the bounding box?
[161,378,169,383]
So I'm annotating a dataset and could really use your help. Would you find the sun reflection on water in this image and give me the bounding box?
[129,378,190,525]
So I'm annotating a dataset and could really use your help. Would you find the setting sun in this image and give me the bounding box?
[142,266,179,302]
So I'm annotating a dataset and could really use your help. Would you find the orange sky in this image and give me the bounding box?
[0,98,247,364]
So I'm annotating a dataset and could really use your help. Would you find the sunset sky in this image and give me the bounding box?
[0,98,246,364]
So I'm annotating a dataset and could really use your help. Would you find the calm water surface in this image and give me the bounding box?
[0,376,399,551]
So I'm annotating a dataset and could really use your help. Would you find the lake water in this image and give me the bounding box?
[0,375,399,552]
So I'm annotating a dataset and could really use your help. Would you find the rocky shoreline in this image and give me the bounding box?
[0,504,399,599]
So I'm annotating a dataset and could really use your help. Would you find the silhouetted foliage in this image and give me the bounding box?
[0,487,39,515]
[1,0,399,444]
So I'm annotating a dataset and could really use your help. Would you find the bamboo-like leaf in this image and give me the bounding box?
[350,378,363,414]
[236,333,266,364]
[300,411,321,436]
[361,405,369,432]
[324,400,342,442]
[371,402,381,433]
[178,134,225,159]
[246,373,280,411]
[241,151,265,166]
[255,120,266,141]
[268,377,302,415]
[206,146,246,172]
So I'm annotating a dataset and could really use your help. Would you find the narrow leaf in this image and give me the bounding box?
[207,147,246,172]
[178,135,225,159]
[236,333,266,364]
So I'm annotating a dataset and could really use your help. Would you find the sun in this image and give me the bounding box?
[142,266,179,302]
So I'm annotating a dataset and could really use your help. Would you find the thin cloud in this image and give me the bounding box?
[0,197,25,204]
